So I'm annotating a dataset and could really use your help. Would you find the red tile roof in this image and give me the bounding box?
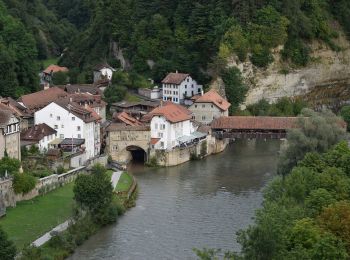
[113,112,143,126]
[18,87,68,111]
[21,123,56,142]
[211,116,300,130]
[144,101,192,123]
[43,65,69,74]
[150,138,160,145]
[161,72,189,85]
[194,90,231,111]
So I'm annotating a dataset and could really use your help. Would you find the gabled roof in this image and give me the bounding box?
[113,112,143,126]
[0,97,32,118]
[21,123,56,142]
[18,87,68,111]
[43,65,69,74]
[194,90,231,111]
[0,105,14,127]
[144,101,192,123]
[161,72,189,85]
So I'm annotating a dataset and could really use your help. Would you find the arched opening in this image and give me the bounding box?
[126,146,147,164]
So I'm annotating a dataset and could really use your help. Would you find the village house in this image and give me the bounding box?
[34,99,101,159]
[162,72,203,104]
[18,87,68,113]
[40,64,69,89]
[189,90,231,125]
[110,100,159,119]
[142,101,198,150]
[138,86,162,100]
[0,106,21,160]
[93,63,115,83]
[0,97,33,130]
[106,111,150,163]
[21,123,57,152]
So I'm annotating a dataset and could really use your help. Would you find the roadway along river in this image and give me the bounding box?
[70,140,281,260]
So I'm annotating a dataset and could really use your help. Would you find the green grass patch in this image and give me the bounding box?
[115,172,133,192]
[41,57,59,69]
[125,93,141,102]
[0,183,74,249]
[106,170,114,179]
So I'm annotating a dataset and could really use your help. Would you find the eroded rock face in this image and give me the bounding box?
[214,32,350,106]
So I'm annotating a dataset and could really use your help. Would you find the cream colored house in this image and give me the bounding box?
[189,90,231,125]
[0,106,21,160]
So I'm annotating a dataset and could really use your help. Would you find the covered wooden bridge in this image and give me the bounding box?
[211,116,300,139]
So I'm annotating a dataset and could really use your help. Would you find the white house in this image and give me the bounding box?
[162,72,203,104]
[34,100,101,159]
[138,86,162,100]
[144,102,196,150]
[21,123,57,152]
[93,63,116,83]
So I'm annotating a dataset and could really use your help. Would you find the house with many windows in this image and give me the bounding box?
[34,99,101,159]
[21,123,57,152]
[143,102,197,150]
[0,105,21,160]
[189,90,231,125]
[162,72,203,104]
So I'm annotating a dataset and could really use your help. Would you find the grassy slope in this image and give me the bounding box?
[0,183,74,249]
[115,172,133,192]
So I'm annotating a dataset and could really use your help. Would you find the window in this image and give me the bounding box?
[50,114,53,118]
[155,123,158,130]
[187,78,189,82]
[61,124,64,128]
[185,84,187,89]
[202,104,205,108]
[60,134,64,139]
[202,116,206,120]
[78,134,81,138]
[195,104,197,108]
[158,132,163,138]
[211,104,214,108]
[57,116,60,121]
[160,142,164,148]
[77,126,81,131]
[160,124,166,130]
[72,117,75,121]
[54,125,58,129]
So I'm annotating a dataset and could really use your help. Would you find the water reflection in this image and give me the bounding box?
[70,140,280,260]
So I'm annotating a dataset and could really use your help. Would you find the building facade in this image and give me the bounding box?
[34,102,101,159]
[162,72,203,104]
[93,64,115,83]
[189,90,231,125]
[21,124,57,152]
[0,109,21,160]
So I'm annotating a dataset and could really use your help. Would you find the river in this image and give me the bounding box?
[70,139,281,260]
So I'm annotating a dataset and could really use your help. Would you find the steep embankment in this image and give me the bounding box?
[218,31,350,109]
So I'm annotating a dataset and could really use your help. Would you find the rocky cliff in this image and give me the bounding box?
[215,32,350,110]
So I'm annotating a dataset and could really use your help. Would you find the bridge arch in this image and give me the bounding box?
[126,145,147,164]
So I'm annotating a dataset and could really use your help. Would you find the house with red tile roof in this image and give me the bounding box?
[189,90,231,125]
[21,123,57,152]
[162,71,203,104]
[41,65,69,89]
[145,102,197,150]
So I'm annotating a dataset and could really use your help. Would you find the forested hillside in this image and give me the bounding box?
[0,0,350,99]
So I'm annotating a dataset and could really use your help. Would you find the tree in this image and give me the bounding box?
[340,105,350,131]
[221,67,248,114]
[0,157,21,176]
[0,226,16,260]
[52,71,68,85]
[73,164,115,224]
[103,85,127,105]
[278,109,346,176]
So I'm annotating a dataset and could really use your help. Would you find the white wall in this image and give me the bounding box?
[38,133,56,152]
[162,76,202,104]
[189,102,228,124]
[34,103,100,159]
[150,116,194,150]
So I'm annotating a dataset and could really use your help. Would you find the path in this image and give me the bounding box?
[111,171,122,189]
[32,220,71,247]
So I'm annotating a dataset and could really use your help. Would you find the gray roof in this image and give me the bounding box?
[60,138,85,146]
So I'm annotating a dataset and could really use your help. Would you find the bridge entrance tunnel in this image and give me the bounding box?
[126,146,147,164]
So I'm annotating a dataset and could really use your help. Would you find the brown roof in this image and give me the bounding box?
[68,93,106,108]
[113,112,143,126]
[161,72,189,85]
[106,123,150,132]
[211,116,299,130]
[0,106,13,126]
[18,87,68,111]
[143,101,192,123]
[194,90,231,111]
[21,123,56,142]
[43,65,69,74]
[64,84,102,95]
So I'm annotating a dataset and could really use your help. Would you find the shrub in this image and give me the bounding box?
[251,45,274,68]
[13,173,37,194]
[0,227,16,260]
[0,157,21,176]
[340,106,350,131]
[56,165,65,175]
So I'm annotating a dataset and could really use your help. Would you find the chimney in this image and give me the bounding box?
[176,70,178,73]
[201,89,204,96]
[160,100,163,107]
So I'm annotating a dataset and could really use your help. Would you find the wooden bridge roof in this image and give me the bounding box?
[211,116,300,130]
